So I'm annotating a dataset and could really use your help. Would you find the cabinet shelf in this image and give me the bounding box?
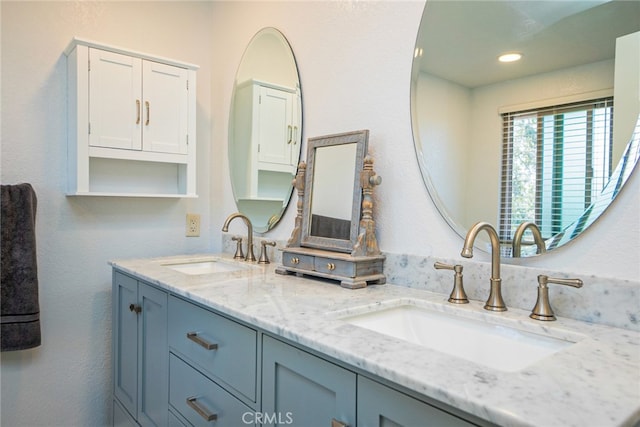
[65,38,198,198]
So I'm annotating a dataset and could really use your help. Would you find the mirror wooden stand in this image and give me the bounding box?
[276,130,385,289]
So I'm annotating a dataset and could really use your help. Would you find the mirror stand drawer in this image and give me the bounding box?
[277,248,386,289]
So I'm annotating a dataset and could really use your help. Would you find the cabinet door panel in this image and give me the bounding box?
[262,336,356,427]
[89,49,142,150]
[357,377,476,427]
[113,272,138,418]
[113,398,138,427]
[137,283,169,427]
[257,86,294,167]
[142,61,188,154]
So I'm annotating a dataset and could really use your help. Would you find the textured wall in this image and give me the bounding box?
[210,1,640,281]
[1,2,213,426]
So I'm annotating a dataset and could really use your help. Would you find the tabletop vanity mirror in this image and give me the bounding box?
[276,130,385,288]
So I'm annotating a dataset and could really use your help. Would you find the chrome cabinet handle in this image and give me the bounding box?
[129,304,141,314]
[136,100,141,124]
[145,101,150,125]
[331,419,349,427]
[186,396,218,422]
[186,332,218,350]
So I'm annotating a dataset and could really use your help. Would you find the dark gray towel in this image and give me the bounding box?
[1,183,41,351]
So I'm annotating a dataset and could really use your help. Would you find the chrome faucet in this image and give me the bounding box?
[461,222,506,312]
[512,221,546,257]
[222,213,256,262]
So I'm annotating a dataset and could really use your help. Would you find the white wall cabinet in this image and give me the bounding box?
[65,38,198,197]
[233,79,300,200]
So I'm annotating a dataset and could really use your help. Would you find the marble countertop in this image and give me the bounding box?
[110,253,640,427]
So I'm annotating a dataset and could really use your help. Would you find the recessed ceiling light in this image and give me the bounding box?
[498,52,522,63]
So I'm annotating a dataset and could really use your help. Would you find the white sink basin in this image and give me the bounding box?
[162,259,252,275]
[340,301,581,372]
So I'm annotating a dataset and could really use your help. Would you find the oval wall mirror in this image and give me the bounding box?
[411,1,640,257]
[229,27,302,233]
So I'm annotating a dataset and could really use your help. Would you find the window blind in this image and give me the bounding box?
[499,97,614,254]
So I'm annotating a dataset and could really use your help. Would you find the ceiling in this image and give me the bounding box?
[416,0,640,88]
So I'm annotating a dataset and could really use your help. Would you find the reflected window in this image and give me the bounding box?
[499,97,614,247]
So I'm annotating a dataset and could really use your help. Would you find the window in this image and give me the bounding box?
[499,97,614,253]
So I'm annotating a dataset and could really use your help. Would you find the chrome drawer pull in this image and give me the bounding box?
[186,332,218,350]
[186,396,218,422]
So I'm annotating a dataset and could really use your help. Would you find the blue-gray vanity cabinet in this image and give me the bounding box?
[261,335,357,427]
[357,376,477,427]
[112,271,168,427]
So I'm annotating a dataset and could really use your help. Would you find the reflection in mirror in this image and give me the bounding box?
[309,143,358,240]
[229,28,302,233]
[411,1,640,257]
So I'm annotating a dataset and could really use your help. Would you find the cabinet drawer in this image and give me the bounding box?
[168,296,257,401]
[169,354,255,427]
[282,252,314,270]
[314,257,356,277]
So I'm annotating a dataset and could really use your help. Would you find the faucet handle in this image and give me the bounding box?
[231,236,244,260]
[258,240,277,264]
[434,262,469,304]
[530,275,583,321]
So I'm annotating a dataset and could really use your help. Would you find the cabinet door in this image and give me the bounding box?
[89,49,142,150]
[137,282,169,427]
[357,377,477,427]
[142,60,189,155]
[113,272,139,418]
[257,86,295,168]
[262,336,356,427]
[113,398,138,427]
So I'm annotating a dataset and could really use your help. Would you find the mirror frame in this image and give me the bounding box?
[301,130,369,253]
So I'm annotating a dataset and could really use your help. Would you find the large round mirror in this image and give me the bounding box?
[229,27,302,233]
[411,1,640,257]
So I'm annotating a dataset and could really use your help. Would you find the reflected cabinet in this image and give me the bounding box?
[232,79,301,201]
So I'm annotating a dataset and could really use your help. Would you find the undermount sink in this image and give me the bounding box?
[161,259,253,275]
[339,300,582,372]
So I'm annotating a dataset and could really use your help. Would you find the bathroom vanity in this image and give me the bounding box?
[110,254,640,427]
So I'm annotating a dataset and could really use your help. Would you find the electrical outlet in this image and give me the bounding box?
[186,213,200,237]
